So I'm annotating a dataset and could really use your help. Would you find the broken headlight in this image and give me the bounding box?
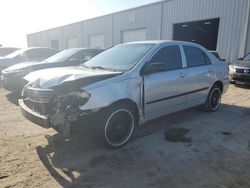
[77,90,90,106]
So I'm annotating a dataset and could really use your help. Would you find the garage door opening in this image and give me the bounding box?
[67,38,78,48]
[122,29,147,43]
[173,18,220,50]
[89,34,104,49]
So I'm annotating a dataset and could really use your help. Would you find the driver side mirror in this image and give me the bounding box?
[238,57,243,61]
[142,62,165,75]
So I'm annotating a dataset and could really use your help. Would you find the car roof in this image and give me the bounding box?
[123,40,205,48]
[0,47,20,50]
[65,48,104,51]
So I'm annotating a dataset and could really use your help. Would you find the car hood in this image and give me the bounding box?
[24,66,121,90]
[2,61,39,73]
[0,57,23,70]
[232,60,250,68]
[0,58,14,66]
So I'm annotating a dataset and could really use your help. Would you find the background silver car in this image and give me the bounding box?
[19,41,229,148]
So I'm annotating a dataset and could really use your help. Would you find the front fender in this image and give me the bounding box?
[79,77,143,115]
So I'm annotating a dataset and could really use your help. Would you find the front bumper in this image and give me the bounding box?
[230,73,250,85]
[19,99,51,128]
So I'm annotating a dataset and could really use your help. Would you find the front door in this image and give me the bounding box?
[143,45,188,119]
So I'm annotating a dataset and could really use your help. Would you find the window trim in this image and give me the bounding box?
[203,51,212,65]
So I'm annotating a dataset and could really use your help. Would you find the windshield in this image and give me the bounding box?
[84,43,155,71]
[243,54,250,61]
[5,49,26,58]
[43,48,80,63]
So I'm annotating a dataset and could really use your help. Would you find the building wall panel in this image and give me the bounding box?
[61,22,83,49]
[162,0,249,61]
[82,15,113,48]
[113,3,162,45]
[27,0,249,61]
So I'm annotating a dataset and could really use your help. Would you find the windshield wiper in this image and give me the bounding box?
[88,65,116,72]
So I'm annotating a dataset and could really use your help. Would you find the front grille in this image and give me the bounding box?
[24,86,54,103]
[24,99,55,115]
[235,68,250,74]
[233,75,250,82]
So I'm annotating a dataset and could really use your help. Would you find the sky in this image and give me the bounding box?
[0,0,160,48]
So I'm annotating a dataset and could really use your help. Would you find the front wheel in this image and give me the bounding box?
[96,104,136,149]
[204,85,222,112]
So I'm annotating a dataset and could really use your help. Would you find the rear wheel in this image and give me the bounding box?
[96,103,136,149]
[204,85,221,112]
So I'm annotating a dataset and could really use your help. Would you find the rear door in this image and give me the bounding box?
[182,45,214,105]
[143,45,188,119]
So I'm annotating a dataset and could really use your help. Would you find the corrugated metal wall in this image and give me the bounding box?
[27,0,249,61]
[162,0,249,61]
[82,15,113,48]
[245,2,250,55]
[112,3,162,45]
[61,22,82,48]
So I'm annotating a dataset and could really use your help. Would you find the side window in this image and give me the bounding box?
[25,49,40,59]
[72,51,99,64]
[26,49,56,59]
[150,45,182,71]
[183,46,207,67]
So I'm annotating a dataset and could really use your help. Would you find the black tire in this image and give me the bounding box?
[204,84,222,112]
[95,103,137,149]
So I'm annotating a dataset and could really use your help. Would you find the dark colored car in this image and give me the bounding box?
[0,47,20,57]
[229,53,250,84]
[1,48,104,92]
[0,47,58,72]
[210,51,226,62]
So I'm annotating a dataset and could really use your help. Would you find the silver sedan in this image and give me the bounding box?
[19,41,229,148]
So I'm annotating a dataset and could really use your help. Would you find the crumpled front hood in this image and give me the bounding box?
[232,60,250,68]
[24,66,121,89]
[2,61,39,73]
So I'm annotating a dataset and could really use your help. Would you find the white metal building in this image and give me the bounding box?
[27,0,250,62]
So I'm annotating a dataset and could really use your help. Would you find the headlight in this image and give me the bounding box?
[229,65,235,75]
[77,90,90,106]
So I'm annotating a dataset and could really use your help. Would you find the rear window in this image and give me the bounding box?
[183,46,207,67]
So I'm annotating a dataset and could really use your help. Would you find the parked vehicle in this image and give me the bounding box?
[0,47,20,57]
[210,51,226,62]
[0,47,58,72]
[229,53,250,84]
[19,41,229,148]
[1,48,104,92]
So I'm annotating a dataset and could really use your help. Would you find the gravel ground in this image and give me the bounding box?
[0,85,250,188]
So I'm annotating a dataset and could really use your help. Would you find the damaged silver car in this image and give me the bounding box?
[19,41,229,148]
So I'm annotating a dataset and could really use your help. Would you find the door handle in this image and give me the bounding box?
[178,72,187,78]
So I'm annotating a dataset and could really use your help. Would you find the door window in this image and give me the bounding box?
[183,46,207,67]
[26,48,57,59]
[149,45,182,71]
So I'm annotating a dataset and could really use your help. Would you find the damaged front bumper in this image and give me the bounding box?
[19,99,79,137]
[19,99,50,128]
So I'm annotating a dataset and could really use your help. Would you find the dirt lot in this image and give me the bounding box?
[1,85,250,188]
